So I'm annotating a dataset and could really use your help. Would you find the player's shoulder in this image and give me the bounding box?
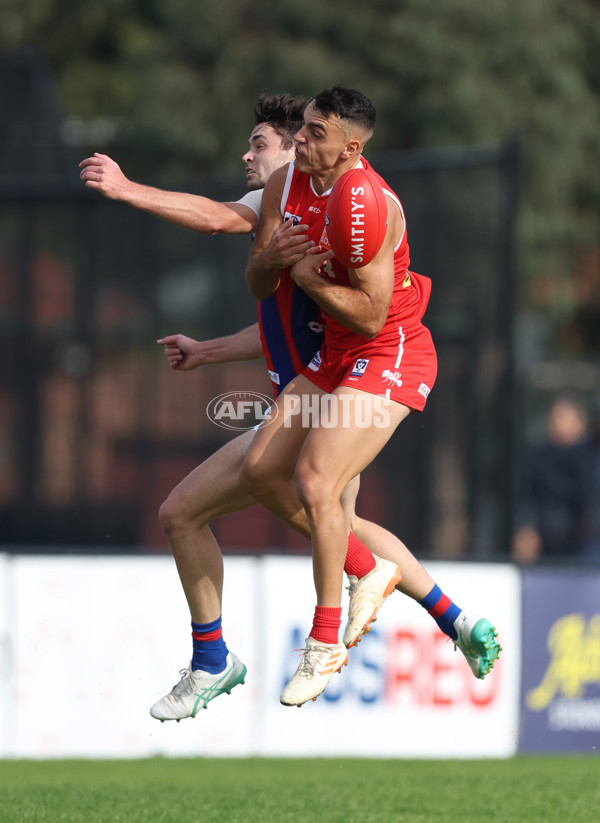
[266,162,292,190]
[260,162,292,211]
[234,188,263,218]
[361,158,403,227]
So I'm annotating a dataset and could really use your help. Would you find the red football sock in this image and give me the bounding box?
[344,532,376,578]
[310,605,342,645]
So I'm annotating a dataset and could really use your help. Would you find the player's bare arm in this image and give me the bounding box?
[79,153,257,235]
[245,166,315,299]
[157,324,263,370]
[290,202,402,338]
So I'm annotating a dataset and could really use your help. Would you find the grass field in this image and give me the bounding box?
[0,756,598,823]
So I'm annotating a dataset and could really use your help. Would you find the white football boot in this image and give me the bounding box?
[343,555,402,647]
[453,612,501,679]
[150,652,247,721]
[280,637,348,707]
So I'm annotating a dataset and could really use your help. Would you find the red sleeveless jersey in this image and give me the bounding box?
[281,157,431,350]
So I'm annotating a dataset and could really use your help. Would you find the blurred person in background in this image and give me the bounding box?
[588,396,600,560]
[512,395,598,564]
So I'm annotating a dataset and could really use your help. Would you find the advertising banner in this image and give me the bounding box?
[258,558,520,758]
[520,567,600,753]
[0,554,11,757]
[5,555,519,758]
[8,556,259,758]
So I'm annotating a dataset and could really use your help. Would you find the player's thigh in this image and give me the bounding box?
[243,374,326,481]
[298,387,411,497]
[166,429,257,521]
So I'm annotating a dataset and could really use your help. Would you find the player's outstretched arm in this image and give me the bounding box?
[79,153,257,235]
[157,324,263,370]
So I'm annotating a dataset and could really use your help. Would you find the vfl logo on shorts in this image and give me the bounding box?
[382,369,402,388]
[308,351,322,372]
[418,383,431,399]
[268,370,280,385]
[350,359,369,378]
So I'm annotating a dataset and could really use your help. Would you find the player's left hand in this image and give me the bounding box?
[78,153,132,200]
[262,218,315,270]
[290,246,335,286]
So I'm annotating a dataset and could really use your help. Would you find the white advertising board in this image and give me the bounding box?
[8,555,258,758]
[4,555,520,758]
[0,554,12,757]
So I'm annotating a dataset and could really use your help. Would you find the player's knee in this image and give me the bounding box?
[340,475,360,521]
[158,493,190,539]
[240,453,288,501]
[294,461,328,516]
[158,495,177,538]
[239,454,269,498]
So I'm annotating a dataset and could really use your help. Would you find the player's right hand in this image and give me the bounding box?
[157,334,199,370]
[78,153,131,200]
[265,218,315,268]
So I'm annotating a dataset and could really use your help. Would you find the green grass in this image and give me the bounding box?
[0,756,598,823]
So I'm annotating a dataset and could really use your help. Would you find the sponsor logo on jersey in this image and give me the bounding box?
[319,226,330,249]
[418,382,431,399]
[307,351,322,372]
[268,370,280,385]
[350,358,369,378]
[284,211,302,226]
[349,186,366,264]
[308,205,321,214]
[382,369,402,388]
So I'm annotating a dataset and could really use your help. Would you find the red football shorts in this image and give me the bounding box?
[303,323,437,412]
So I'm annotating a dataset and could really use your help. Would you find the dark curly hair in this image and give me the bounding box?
[253,93,308,150]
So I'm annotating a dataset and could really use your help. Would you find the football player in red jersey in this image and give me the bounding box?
[81,95,406,721]
[242,87,501,706]
[80,92,499,719]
